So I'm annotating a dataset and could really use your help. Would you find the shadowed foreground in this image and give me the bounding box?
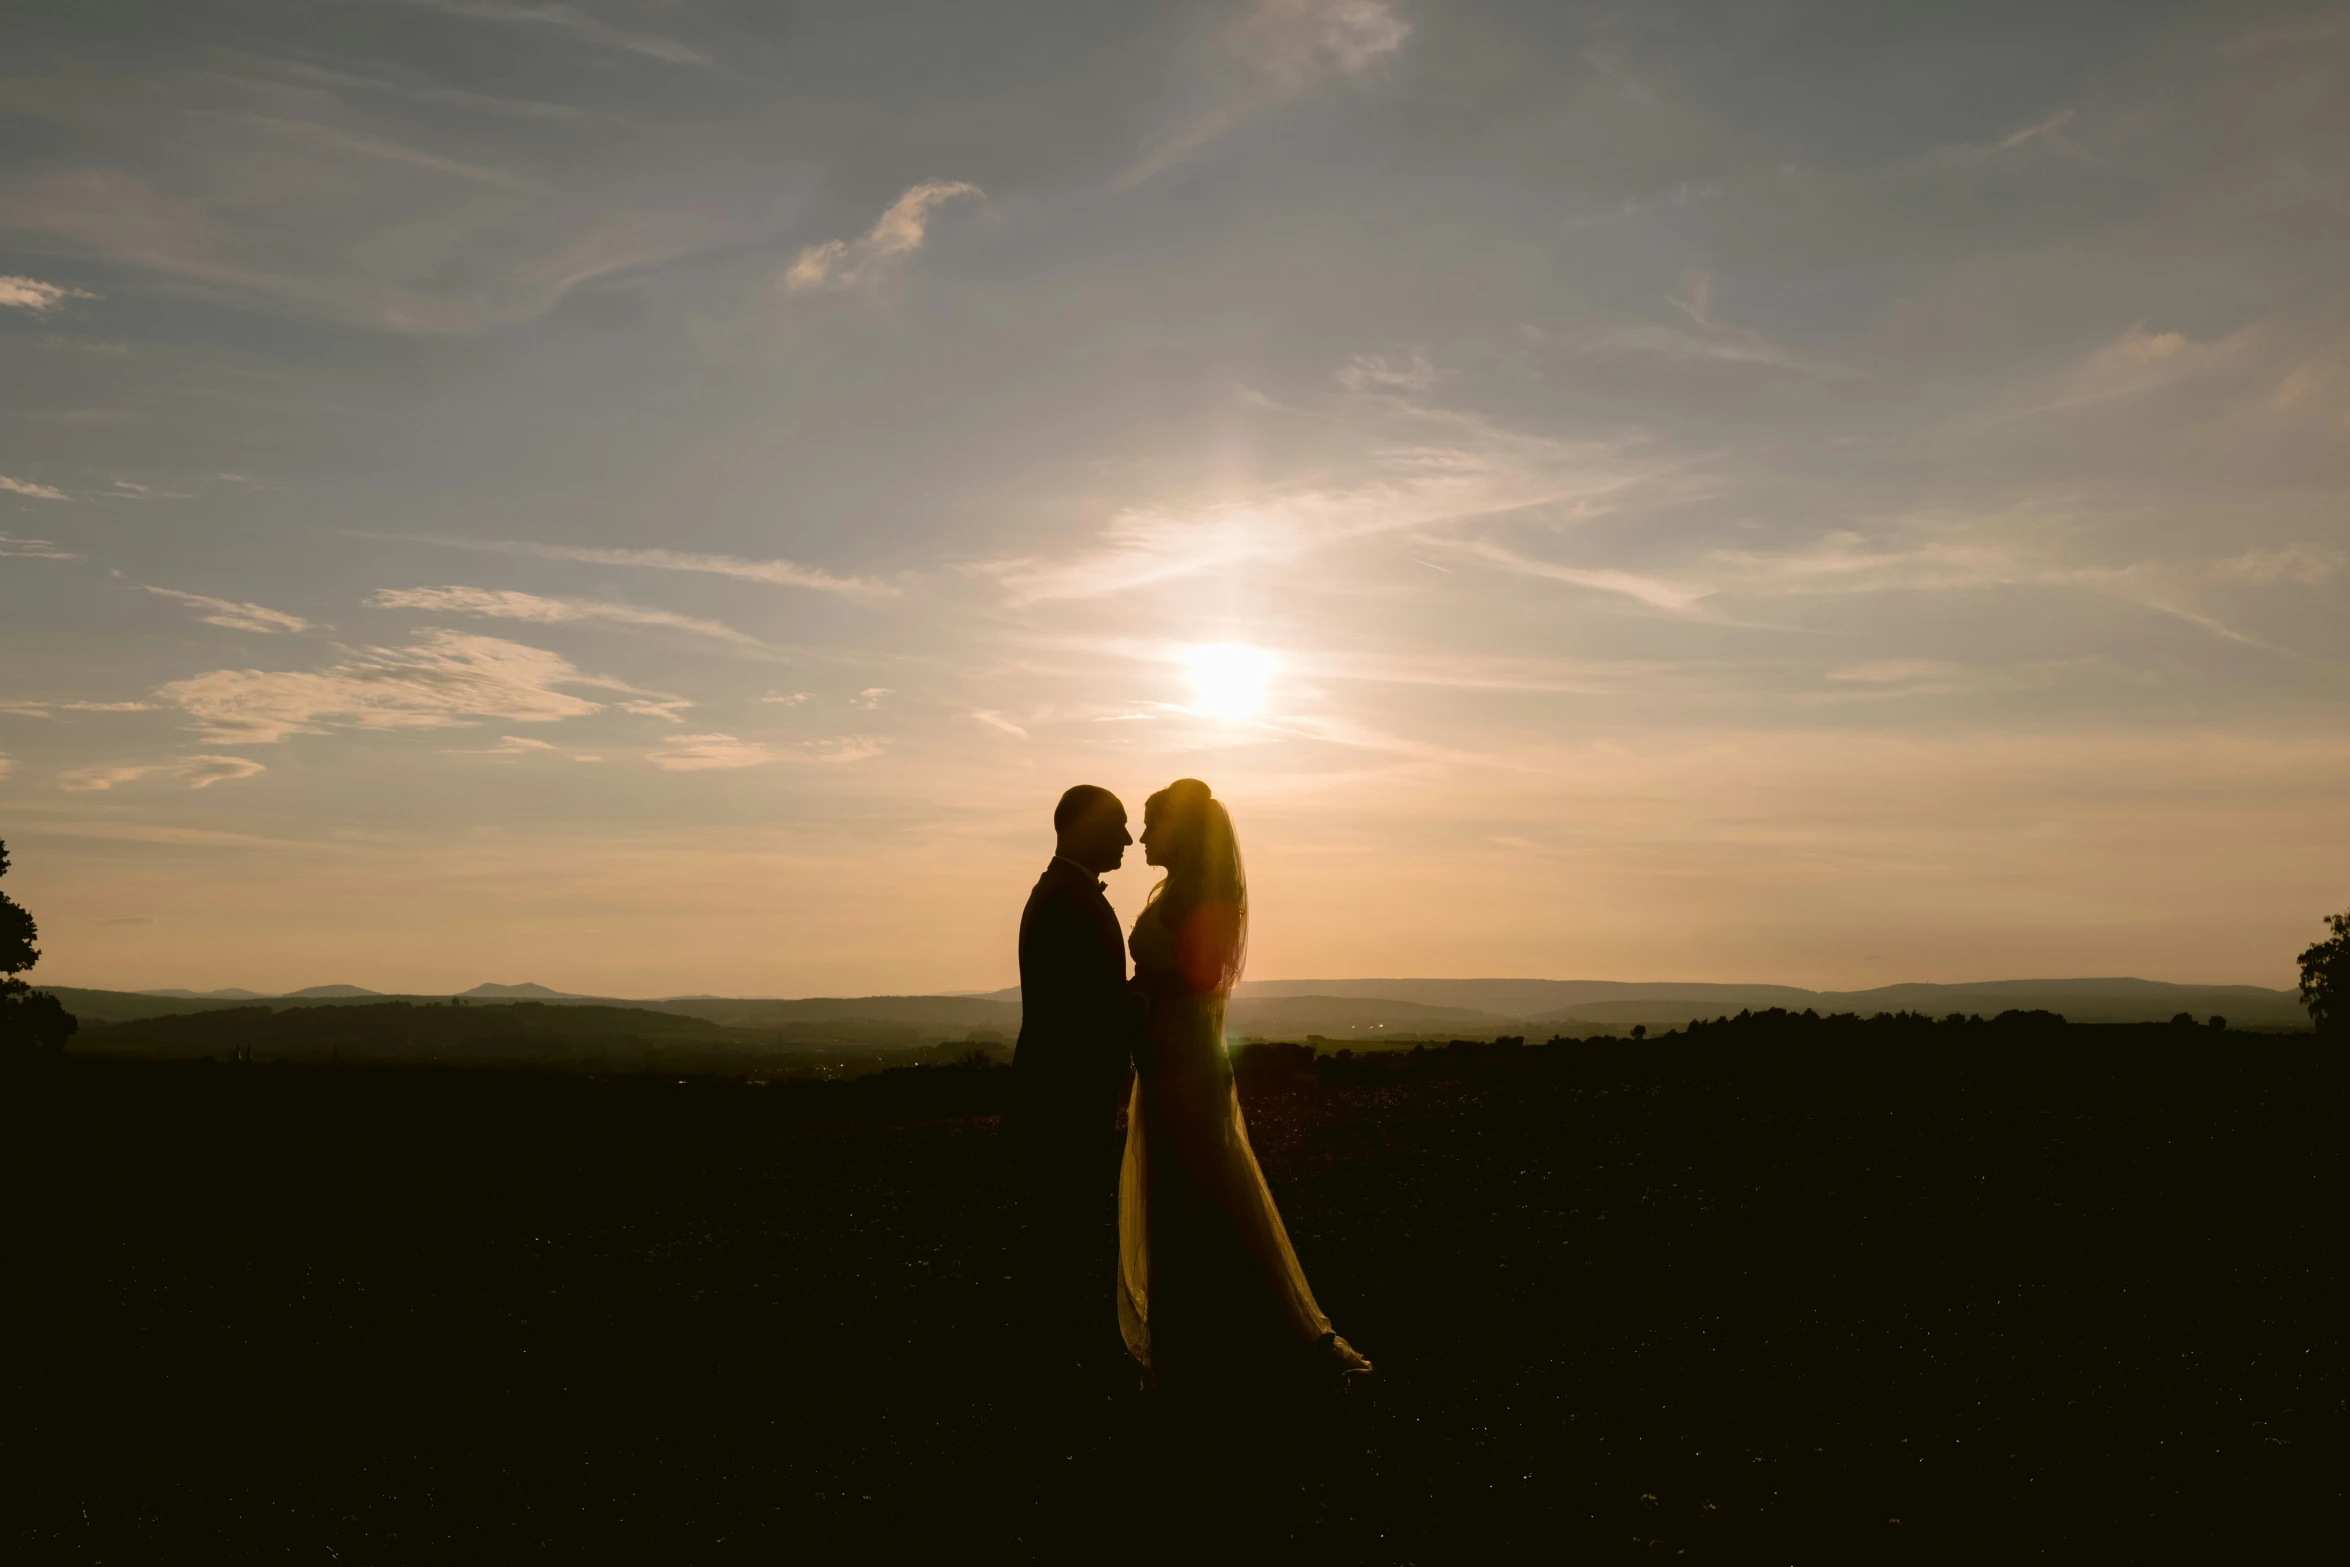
[7,1022,2342,1562]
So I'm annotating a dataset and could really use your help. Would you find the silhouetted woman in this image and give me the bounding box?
[1116,778,1373,1391]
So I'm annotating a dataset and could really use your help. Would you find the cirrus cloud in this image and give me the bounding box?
[1118,0,1411,188]
[145,586,311,634]
[0,275,97,313]
[647,732,772,771]
[368,584,778,653]
[392,536,896,598]
[782,179,983,292]
[405,0,716,69]
[0,699,156,717]
[985,426,1642,604]
[806,735,881,764]
[153,630,660,743]
[58,754,266,792]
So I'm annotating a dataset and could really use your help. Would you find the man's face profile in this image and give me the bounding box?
[1064,806,1131,874]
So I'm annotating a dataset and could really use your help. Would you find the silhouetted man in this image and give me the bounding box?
[1013,784,1139,1376]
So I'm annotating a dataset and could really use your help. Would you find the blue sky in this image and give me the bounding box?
[3,0,2346,995]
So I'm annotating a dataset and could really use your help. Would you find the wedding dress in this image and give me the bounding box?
[1115,900,1369,1388]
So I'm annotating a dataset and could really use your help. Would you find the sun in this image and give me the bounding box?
[1184,643,1277,720]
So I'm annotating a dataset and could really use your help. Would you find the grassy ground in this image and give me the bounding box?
[6,1026,2341,1562]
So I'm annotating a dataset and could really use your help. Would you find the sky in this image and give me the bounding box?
[2,0,2346,998]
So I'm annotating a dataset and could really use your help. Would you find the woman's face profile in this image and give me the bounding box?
[1140,807,1166,868]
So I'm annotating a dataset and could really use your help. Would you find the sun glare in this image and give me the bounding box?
[1184,643,1277,720]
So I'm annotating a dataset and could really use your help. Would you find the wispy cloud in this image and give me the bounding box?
[1600,267,1850,373]
[179,754,268,788]
[2011,323,2259,417]
[1704,524,2344,648]
[1446,538,1714,613]
[783,180,984,291]
[31,822,300,848]
[110,480,191,500]
[369,585,779,653]
[154,630,654,743]
[1902,108,2081,172]
[806,735,882,764]
[236,115,538,193]
[1828,659,1970,685]
[2220,11,2350,56]
[146,587,311,634]
[1119,0,1411,188]
[229,54,595,126]
[2060,549,2342,647]
[972,710,1029,738]
[1987,107,2077,155]
[644,730,876,768]
[445,734,560,757]
[0,531,77,557]
[6,163,710,336]
[0,699,157,717]
[1,475,71,501]
[647,732,772,771]
[398,537,896,598]
[58,754,266,792]
[985,422,1639,604]
[1336,352,1437,393]
[57,763,153,792]
[406,1,715,68]
[0,275,97,313]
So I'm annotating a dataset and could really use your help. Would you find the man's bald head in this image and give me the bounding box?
[1053,785,1130,874]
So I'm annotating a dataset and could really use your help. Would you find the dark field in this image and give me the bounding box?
[8,1023,2343,1563]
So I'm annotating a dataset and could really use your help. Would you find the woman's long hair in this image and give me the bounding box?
[1143,778,1248,995]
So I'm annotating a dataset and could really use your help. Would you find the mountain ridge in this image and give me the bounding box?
[53,974,2309,1030]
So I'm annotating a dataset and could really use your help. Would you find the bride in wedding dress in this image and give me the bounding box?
[1115,778,1373,1391]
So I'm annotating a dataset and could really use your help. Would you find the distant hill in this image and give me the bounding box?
[644,995,1019,1031]
[1225,995,1499,1037]
[989,979,1825,1013]
[1529,978,2310,1032]
[68,1000,1025,1074]
[79,1001,750,1069]
[1235,978,1822,1014]
[47,974,2311,1035]
[50,988,286,1024]
[992,975,2306,1029]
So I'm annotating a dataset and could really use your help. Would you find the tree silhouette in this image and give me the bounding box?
[0,841,34,975]
[2299,908,2348,1037]
[0,840,79,1058]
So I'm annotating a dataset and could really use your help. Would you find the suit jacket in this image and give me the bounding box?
[1013,857,1136,1133]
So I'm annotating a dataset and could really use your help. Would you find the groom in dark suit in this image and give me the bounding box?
[1013,784,1139,1372]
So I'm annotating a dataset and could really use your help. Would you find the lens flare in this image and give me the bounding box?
[1184,643,1276,719]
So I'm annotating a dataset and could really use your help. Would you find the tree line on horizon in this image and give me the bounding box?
[2,838,2345,1061]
